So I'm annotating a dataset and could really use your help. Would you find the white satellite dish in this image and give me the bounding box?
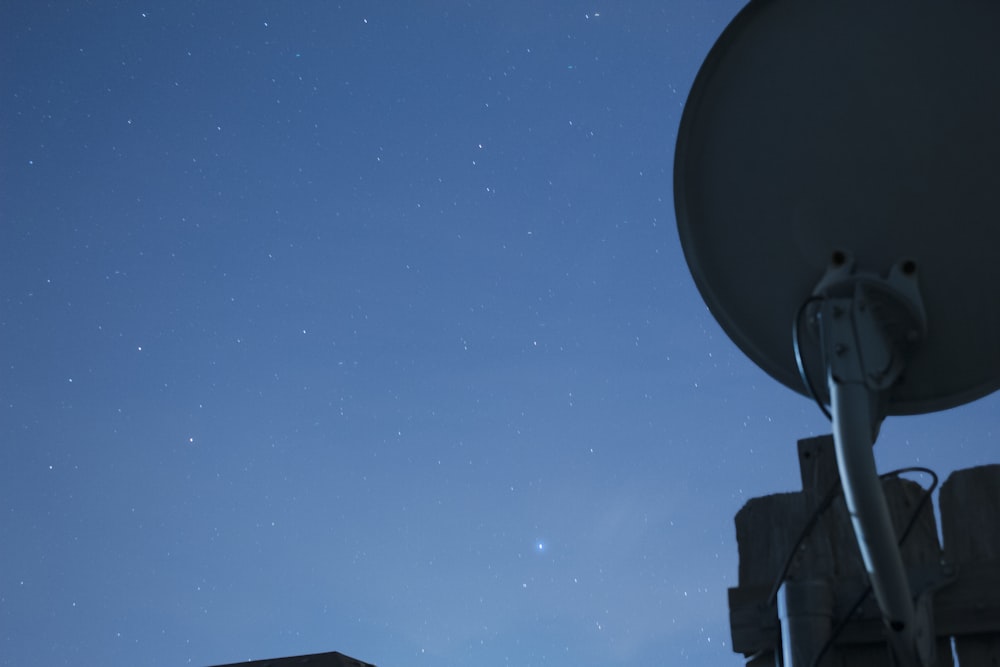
[674,1,1000,665]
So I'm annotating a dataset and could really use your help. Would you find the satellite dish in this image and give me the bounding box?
[674,1,1000,665]
[675,0,1000,416]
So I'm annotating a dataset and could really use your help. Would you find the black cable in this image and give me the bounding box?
[766,474,843,609]
[745,475,841,664]
[810,582,870,667]
[809,466,939,667]
[743,470,844,664]
[741,474,843,664]
[793,295,832,421]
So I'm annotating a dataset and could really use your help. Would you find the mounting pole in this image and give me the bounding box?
[778,579,834,667]
[809,252,933,667]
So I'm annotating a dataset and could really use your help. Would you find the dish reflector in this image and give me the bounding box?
[674,0,1000,414]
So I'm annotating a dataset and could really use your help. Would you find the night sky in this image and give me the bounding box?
[2,3,997,666]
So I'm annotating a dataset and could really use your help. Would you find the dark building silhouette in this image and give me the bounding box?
[209,650,376,667]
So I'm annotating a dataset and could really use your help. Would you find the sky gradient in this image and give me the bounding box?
[2,3,997,666]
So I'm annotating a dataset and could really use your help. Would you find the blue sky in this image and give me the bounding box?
[2,3,997,666]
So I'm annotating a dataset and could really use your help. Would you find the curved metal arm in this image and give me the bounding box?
[808,255,933,666]
[830,379,922,666]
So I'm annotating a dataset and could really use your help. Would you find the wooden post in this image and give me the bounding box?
[728,435,1000,666]
[939,465,1000,665]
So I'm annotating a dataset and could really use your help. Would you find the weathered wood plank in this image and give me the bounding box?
[940,465,1000,666]
[731,558,1000,645]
